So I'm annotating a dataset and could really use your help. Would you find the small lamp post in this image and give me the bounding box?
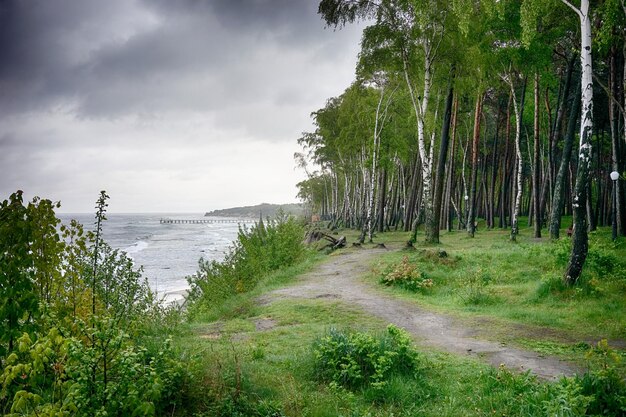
[610,171,619,241]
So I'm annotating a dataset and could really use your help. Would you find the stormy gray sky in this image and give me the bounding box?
[0,0,362,213]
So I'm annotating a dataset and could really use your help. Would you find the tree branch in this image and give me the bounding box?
[592,72,626,118]
[560,0,583,19]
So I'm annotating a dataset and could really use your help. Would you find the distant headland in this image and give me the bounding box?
[204,203,303,219]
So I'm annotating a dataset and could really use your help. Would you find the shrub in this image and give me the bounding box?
[546,237,624,286]
[312,325,419,392]
[585,242,622,282]
[543,378,593,417]
[378,257,433,292]
[535,272,603,299]
[0,191,191,416]
[577,340,626,416]
[187,214,305,312]
[0,327,186,417]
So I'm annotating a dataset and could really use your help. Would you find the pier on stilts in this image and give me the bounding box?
[159,218,254,225]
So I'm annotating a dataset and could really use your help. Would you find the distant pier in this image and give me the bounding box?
[159,218,254,225]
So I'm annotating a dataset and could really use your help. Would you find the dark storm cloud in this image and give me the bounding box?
[0,0,359,126]
[0,0,145,114]
[0,0,362,211]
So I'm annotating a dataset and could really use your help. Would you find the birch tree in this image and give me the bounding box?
[503,72,527,241]
[560,0,594,286]
[521,0,595,284]
[319,0,449,244]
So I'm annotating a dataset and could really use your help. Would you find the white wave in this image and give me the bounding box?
[124,240,149,255]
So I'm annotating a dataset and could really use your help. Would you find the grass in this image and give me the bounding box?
[176,220,626,416]
[180,296,547,416]
[365,223,626,344]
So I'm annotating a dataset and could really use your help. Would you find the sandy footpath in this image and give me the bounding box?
[264,248,580,380]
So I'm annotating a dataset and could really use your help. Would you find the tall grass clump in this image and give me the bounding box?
[481,340,626,417]
[311,325,427,403]
[187,212,305,315]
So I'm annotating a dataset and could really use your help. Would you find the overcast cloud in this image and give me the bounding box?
[0,0,363,212]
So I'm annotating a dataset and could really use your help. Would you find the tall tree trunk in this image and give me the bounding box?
[587,179,596,231]
[358,147,369,243]
[533,73,542,238]
[621,23,626,234]
[404,151,421,231]
[500,94,512,228]
[403,45,434,244]
[550,56,576,195]
[489,109,501,229]
[550,82,581,238]
[609,45,624,235]
[431,72,455,243]
[564,0,593,286]
[388,163,399,229]
[460,131,470,229]
[378,167,388,233]
[507,75,527,241]
[467,92,484,237]
[446,95,459,232]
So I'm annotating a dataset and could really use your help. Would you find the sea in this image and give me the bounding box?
[57,213,251,304]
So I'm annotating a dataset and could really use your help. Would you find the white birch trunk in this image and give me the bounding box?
[403,49,434,242]
[360,145,369,242]
[507,77,523,241]
[366,92,383,242]
[562,0,594,285]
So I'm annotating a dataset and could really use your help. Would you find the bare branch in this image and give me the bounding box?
[592,73,626,118]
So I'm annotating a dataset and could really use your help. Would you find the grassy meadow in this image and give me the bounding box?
[176,219,626,416]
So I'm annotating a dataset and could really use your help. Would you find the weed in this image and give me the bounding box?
[543,378,593,417]
[577,340,626,415]
[250,344,266,360]
[378,256,434,292]
[459,267,498,305]
[312,325,419,393]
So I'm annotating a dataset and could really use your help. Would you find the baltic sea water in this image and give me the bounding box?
[58,213,247,304]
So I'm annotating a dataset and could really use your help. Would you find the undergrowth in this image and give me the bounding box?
[186,212,306,318]
[369,228,626,340]
[312,325,419,391]
[376,256,434,292]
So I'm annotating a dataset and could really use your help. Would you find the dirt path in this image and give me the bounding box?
[265,248,580,380]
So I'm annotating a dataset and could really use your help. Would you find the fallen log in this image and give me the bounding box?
[304,230,346,251]
[319,233,346,251]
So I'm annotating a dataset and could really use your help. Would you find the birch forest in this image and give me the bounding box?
[296,0,626,285]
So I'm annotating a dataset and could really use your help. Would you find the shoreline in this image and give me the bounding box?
[160,289,189,308]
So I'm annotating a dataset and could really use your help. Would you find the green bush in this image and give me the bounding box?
[577,340,626,416]
[543,378,593,417]
[546,237,624,285]
[187,214,305,311]
[0,326,186,417]
[476,365,590,416]
[378,256,433,292]
[0,191,192,416]
[202,395,285,417]
[535,273,569,299]
[585,240,622,281]
[535,272,603,299]
[549,238,573,268]
[312,325,419,392]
